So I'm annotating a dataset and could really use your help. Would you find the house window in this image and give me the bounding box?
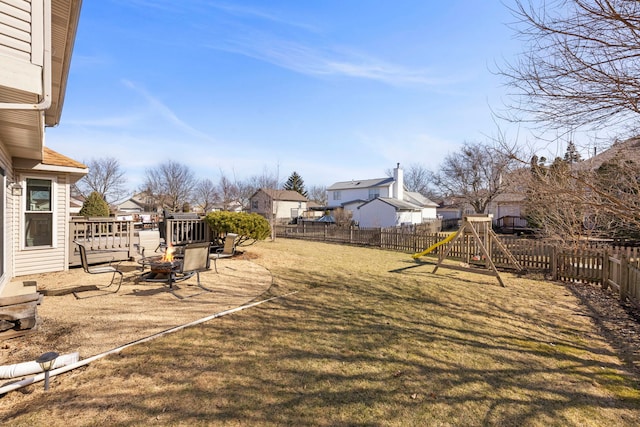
[368,188,380,200]
[25,178,53,247]
[333,191,341,201]
[251,199,259,210]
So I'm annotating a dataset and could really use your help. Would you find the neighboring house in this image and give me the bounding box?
[116,197,146,214]
[327,164,438,228]
[0,1,85,293]
[70,195,84,215]
[435,167,530,229]
[250,189,308,222]
[487,191,527,221]
[578,136,640,170]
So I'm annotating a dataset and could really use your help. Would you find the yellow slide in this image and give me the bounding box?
[412,231,458,259]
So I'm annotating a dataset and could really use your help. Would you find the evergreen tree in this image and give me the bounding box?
[563,141,582,164]
[79,191,110,217]
[283,171,308,197]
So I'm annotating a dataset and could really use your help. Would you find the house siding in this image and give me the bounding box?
[250,190,307,220]
[0,140,14,291]
[355,200,397,228]
[0,0,44,94]
[327,186,391,208]
[274,200,305,220]
[0,0,33,60]
[14,171,68,276]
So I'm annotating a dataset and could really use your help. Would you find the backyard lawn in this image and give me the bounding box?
[1,238,639,426]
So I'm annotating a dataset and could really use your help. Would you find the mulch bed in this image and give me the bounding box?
[567,281,640,376]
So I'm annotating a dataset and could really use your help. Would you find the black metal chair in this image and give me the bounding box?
[74,241,124,295]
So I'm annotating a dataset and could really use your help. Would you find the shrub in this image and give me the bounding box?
[204,211,270,245]
[79,192,110,217]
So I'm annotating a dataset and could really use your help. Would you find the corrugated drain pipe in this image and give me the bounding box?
[0,292,297,395]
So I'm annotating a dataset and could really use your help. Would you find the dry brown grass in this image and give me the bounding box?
[1,238,640,426]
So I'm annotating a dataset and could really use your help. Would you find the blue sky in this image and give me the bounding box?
[47,0,526,192]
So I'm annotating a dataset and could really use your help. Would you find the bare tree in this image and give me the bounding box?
[217,172,240,211]
[384,163,436,198]
[430,142,516,214]
[525,156,589,242]
[75,157,127,203]
[517,139,640,242]
[498,1,640,240]
[308,185,327,205]
[194,178,219,213]
[142,160,196,212]
[501,0,640,134]
[404,163,436,198]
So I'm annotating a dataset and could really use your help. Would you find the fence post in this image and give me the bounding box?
[601,249,609,290]
[551,245,558,281]
[620,253,628,302]
[127,220,135,258]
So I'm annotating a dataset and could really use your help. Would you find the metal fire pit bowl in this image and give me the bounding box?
[139,255,194,287]
[149,259,181,274]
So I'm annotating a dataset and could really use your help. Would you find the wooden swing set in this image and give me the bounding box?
[418,214,524,287]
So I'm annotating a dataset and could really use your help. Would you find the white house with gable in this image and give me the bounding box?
[327,164,438,228]
[0,0,86,296]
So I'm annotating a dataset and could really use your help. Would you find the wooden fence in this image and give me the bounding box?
[67,217,640,306]
[275,223,640,306]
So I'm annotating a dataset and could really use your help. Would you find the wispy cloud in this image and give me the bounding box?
[208,2,319,32]
[207,33,452,88]
[112,0,182,13]
[121,79,216,143]
[65,115,142,128]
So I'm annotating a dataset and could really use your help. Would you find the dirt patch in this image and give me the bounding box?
[0,255,273,367]
[567,281,640,375]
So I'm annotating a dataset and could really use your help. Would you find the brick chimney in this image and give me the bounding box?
[393,163,404,201]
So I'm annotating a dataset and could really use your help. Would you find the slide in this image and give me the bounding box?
[412,231,458,259]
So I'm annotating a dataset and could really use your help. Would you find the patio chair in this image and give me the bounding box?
[74,241,124,296]
[168,242,213,298]
[210,233,238,273]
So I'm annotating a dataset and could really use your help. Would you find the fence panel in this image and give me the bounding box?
[628,262,640,305]
[557,248,603,284]
[274,224,640,304]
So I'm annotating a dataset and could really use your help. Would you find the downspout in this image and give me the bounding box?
[0,0,52,111]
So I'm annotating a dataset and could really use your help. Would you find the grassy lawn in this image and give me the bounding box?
[2,238,640,426]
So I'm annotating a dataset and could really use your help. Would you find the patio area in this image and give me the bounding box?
[1,255,272,367]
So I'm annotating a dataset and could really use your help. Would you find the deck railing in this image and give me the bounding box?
[69,218,135,266]
[69,217,214,266]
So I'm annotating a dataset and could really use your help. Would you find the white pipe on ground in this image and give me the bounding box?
[0,352,79,379]
[0,292,297,395]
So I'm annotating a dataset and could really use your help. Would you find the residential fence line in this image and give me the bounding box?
[275,223,640,307]
[66,217,640,307]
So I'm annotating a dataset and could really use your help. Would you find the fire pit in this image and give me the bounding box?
[138,249,194,288]
[147,257,181,275]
